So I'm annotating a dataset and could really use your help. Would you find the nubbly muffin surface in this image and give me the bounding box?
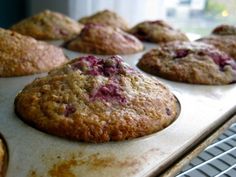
[64,24,143,55]
[197,35,236,61]
[0,28,68,77]
[15,55,179,143]
[11,10,83,40]
[138,41,236,85]
[79,9,129,31]
[129,20,189,43]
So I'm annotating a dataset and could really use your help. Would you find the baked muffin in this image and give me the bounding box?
[129,20,189,43]
[0,138,7,177]
[15,55,179,143]
[137,41,236,85]
[64,24,143,55]
[79,9,129,31]
[10,10,83,40]
[212,24,236,35]
[0,28,68,77]
[197,35,236,61]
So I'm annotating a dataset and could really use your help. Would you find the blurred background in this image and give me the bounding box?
[0,0,235,36]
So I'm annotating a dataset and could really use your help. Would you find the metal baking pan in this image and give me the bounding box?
[0,42,235,177]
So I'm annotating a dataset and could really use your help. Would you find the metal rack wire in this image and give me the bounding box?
[176,123,236,177]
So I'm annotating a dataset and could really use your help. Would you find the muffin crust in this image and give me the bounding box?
[15,55,179,143]
[129,20,189,43]
[212,24,236,36]
[79,9,129,31]
[0,28,68,77]
[197,35,236,61]
[138,41,236,85]
[11,10,83,40]
[64,24,143,55]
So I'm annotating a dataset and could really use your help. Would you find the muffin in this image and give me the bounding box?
[0,138,7,177]
[64,24,143,55]
[10,10,83,40]
[0,28,68,77]
[212,24,236,35]
[79,9,129,31]
[129,20,189,43]
[137,41,236,85]
[197,35,236,61]
[15,55,179,143]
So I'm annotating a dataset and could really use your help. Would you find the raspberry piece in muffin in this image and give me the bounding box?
[129,20,189,43]
[15,55,179,143]
[90,82,126,104]
[138,41,236,85]
[70,55,126,76]
[64,104,76,117]
[64,24,143,55]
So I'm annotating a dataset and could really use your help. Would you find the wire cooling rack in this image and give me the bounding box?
[176,123,236,177]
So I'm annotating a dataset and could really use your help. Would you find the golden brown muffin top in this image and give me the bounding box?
[11,10,84,40]
[212,24,236,36]
[0,28,68,77]
[64,24,143,55]
[197,35,236,61]
[15,55,179,143]
[138,41,236,85]
[79,9,129,31]
[129,20,189,43]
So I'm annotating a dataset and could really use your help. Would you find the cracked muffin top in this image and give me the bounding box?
[10,10,84,40]
[15,55,179,143]
[129,20,189,43]
[79,9,129,31]
[64,24,143,55]
[0,28,68,77]
[138,41,236,85]
[212,24,236,36]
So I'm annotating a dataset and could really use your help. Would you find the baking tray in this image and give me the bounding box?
[161,114,236,177]
[0,42,236,177]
